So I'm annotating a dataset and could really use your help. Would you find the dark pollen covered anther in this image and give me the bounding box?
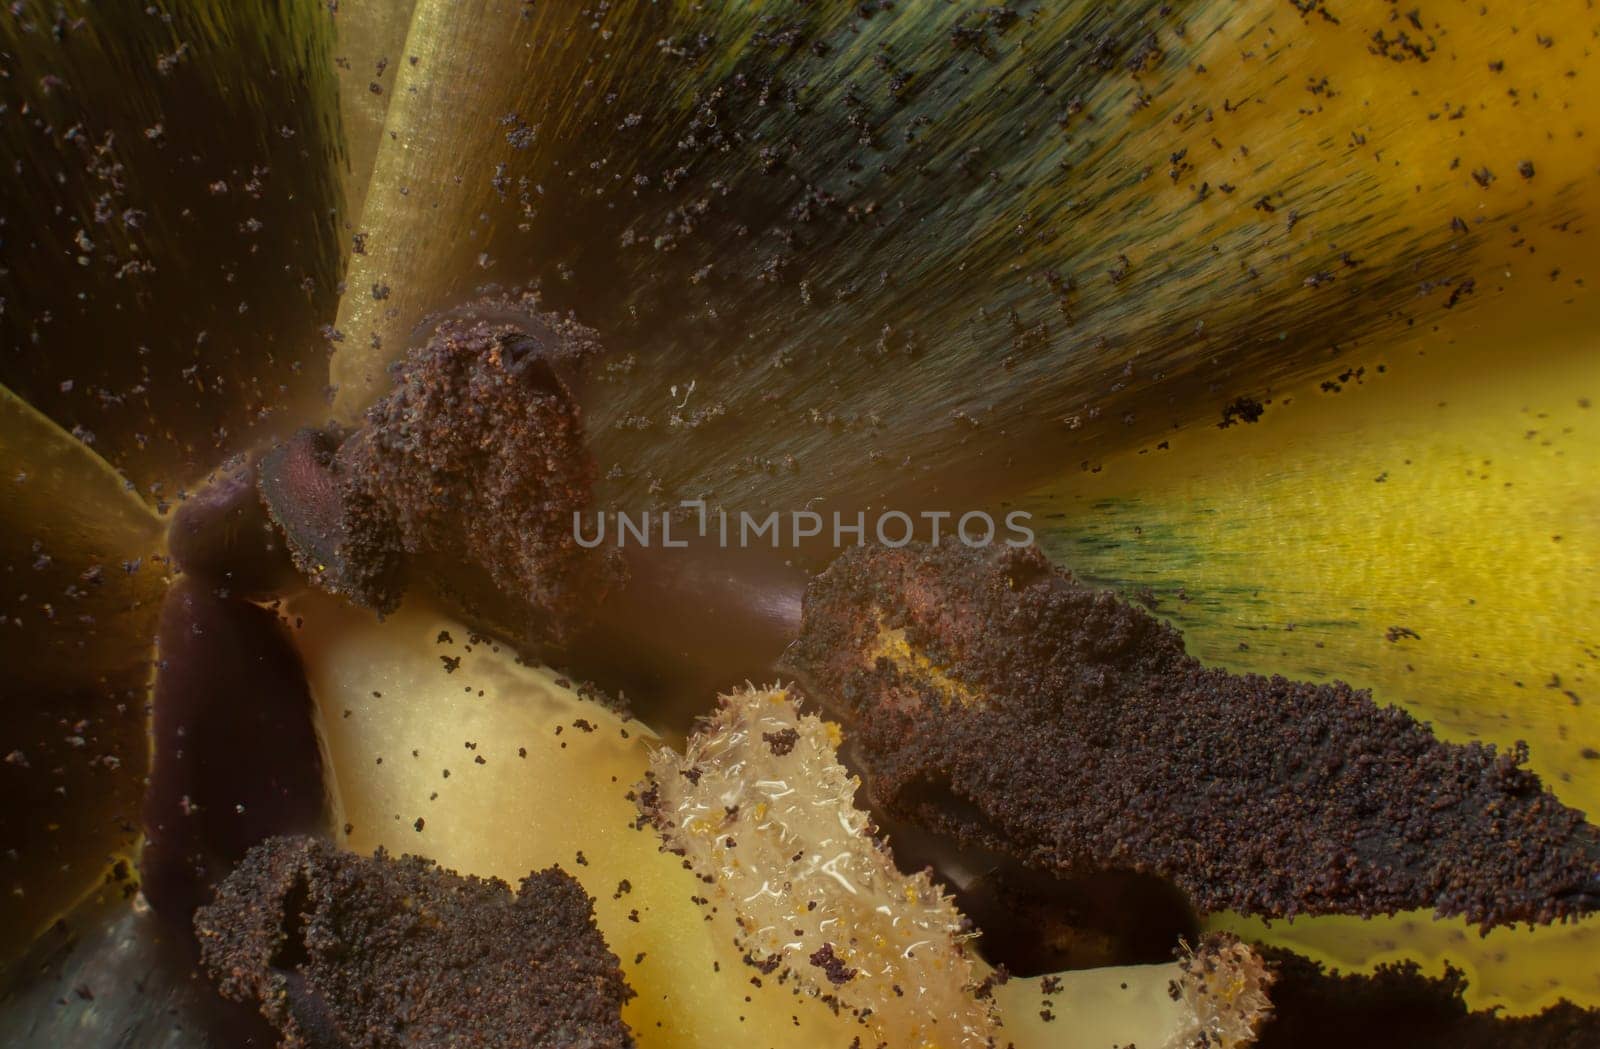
[785,543,1600,929]
[258,424,402,611]
[1258,948,1600,1048]
[194,836,635,1049]
[259,299,613,645]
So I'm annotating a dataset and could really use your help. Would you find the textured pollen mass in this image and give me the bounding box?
[262,299,611,642]
[640,687,1001,1049]
[1257,949,1600,1049]
[259,425,404,612]
[340,307,605,641]
[194,836,635,1049]
[784,544,1600,929]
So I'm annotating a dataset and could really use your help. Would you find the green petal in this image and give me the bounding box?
[0,385,165,962]
[330,0,1598,517]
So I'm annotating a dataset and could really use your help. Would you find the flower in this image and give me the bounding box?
[2,1,1597,1045]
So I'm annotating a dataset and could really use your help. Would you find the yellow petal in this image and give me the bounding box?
[333,1,419,234]
[1020,273,1600,1014]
